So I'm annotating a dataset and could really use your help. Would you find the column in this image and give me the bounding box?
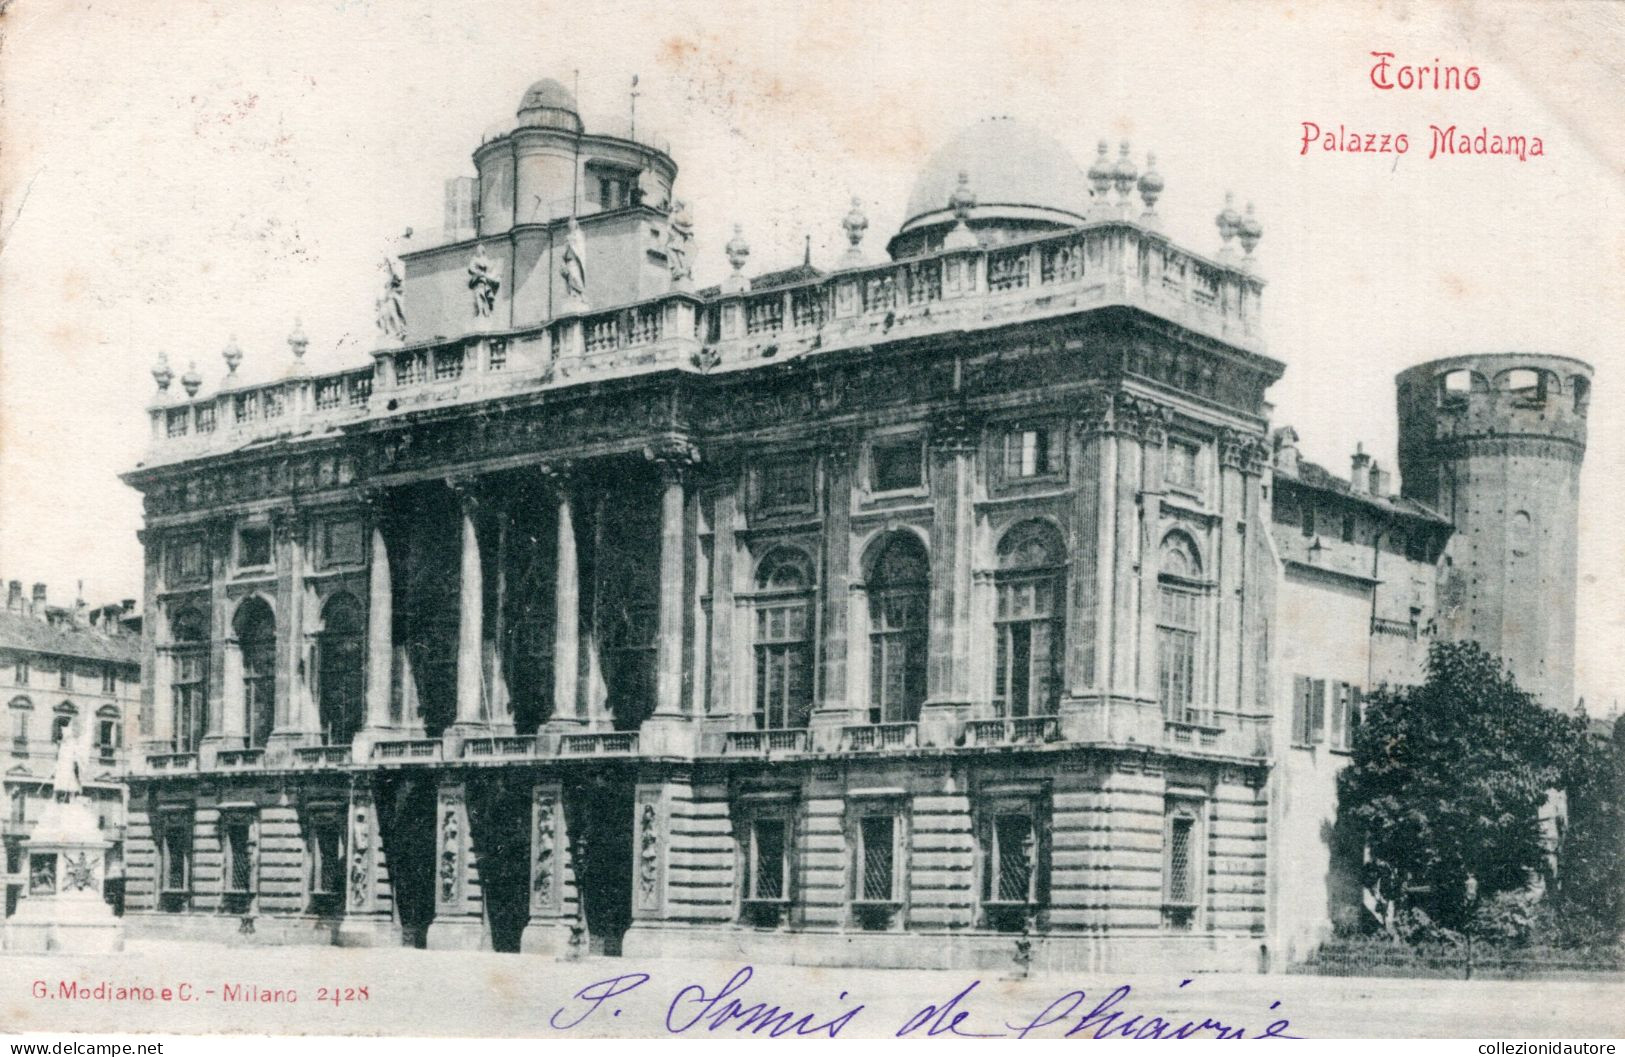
[640,442,698,756]
[363,500,395,741]
[652,451,691,717]
[921,409,978,748]
[269,508,308,758]
[137,530,165,755]
[705,475,736,719]
[546,467,583,729]
[201,518,232,757]
[451,477,486,733]
[1136,421,1166,709]
[1060,391,1115,742]
[817,437,853,713]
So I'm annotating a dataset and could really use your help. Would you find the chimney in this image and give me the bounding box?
[1350,443,1371,495]
[31,582,47,617]
[6,581,20,612]
[1370,461,1391,497]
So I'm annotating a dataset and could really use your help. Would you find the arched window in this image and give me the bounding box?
[169,606,208,753]
[9,696,31,749]
[867,533,929,725]
[1156,532,1205,724]
[233,597,276,748]
[1509,510,1533,558]
[753,548,814,730]
[317,593,365,747]
[993,520,1065,718]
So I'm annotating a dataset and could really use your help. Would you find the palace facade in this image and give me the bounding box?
[116,80,1589,970]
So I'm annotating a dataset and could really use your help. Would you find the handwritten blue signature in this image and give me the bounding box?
[546,966,1300,1038]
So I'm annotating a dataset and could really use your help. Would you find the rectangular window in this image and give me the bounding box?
[11,708,28,748]
[869,437,924,492]
[744,816,788,901]
[14,659,28,686]
[1341,513,1357,544]
[754,603,812,729]
[98,718,118,754]
[308,813,345,903]
[59,665,72,690]
[1163,800,1204,930]
[756,459,815,514]
[319,518,365,569]
[102,666,117,694]
[994,577,1059,717]
[1165,441,1200,492]
[1157,588,1200,723]
[221,815,255,894]
[856,814,899,903]
[237,526,272,569]
[159,815,193,896]
[977,796,1050,931]
[1330,682,1360,752]
[1292,676,1328,746]
[172,651,207,753]
[167,537,208,584]
[1301,503,1316,538]
[1002,428,1061,479]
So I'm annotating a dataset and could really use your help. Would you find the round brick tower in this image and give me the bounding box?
[1396,353,1593,711]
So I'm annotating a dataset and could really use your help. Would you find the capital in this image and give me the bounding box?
[643,439,700,482]
[1218,428,1270,474]
[928,407,981,454]
[445,473,484,507]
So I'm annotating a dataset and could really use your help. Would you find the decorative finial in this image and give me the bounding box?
[181,361,202,398]
[1088,140,1113,201]
[1112,141,1137,202]
[151,351,173,392]
[1137,152,1164,219]
[287,318,309,360]
[1215,191,1241,256]
[222,336,244,378]
[723,224,751,293]
[841,196,868,267]
[944,171,979,251]
[1237,201,1262,259]
[948,170,976,222]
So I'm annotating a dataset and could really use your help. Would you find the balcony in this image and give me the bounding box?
[963,716,1061,747]
[557,732,638,757]
[215,747,265,769]
[462,735,541,759]
[722,728,809,757]
[370,738,443,762]
[293,745,352,767]
[840,723,918,752]
[145,752,198,773]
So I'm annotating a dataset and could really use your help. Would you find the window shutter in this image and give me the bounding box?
[1310,679,1326,743]
[1292,675,1309,744]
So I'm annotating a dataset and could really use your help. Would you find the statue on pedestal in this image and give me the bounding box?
[376,256,408,341]
[560,218,588,310]
[467,245,502,318]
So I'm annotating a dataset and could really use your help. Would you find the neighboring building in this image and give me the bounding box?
[1,581,142,917]
[117,78,1588,970]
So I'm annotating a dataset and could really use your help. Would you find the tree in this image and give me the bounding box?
[1548,714,1625,945]
[1337,641,1588,936]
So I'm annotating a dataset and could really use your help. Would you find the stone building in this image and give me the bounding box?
[1,581,142,918]
[118,78,1588,969]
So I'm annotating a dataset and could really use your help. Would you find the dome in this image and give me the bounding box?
[518,78,578,116]
[899,117,1092,235]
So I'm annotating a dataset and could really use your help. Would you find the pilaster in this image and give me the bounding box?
[335,780,399,947]
[519,779,572,954]
[424,778,485,950]
[920,409,978,747]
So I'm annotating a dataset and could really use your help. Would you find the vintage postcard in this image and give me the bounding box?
[0,0,1621,1043]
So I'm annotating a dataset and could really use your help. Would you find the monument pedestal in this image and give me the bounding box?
[4,794,123,953]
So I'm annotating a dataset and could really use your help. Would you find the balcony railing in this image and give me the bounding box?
[215,747,265,769]
[557,732,639,757]
[145,752,198,772]
[963,716,1060,747]
[370,738,443,762]
[145,221,1264,466]
[1371,616,1419,639]
[723,728,809,756]
[462,735,540,759]
[293,745,351,766]
[840,723,918,752]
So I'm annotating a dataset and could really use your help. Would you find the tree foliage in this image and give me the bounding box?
[1548,714,1625,945]
[1337,641,1591,936]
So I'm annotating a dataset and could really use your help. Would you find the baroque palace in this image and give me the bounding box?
[118,78,1590,970]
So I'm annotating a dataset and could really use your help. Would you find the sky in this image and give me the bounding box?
[1,0,1621,709]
